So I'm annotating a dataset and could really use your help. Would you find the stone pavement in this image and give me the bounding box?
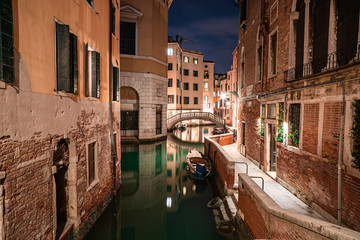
[222,143,325,220]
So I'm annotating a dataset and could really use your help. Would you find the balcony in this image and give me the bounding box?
[284,43,360,83]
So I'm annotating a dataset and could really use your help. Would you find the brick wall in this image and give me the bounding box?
[303,103,319,154]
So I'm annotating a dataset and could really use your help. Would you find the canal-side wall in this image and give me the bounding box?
[204,134,235,193]
[237,173,360,239]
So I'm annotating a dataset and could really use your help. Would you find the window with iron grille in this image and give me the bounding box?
[0,0,14,83]
[289,104,301,147]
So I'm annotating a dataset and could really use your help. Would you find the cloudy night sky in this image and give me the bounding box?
[169,0,239,74]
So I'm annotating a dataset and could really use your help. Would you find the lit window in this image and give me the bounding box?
[193,58,198,64]
[85,44,100,98]
[184,56,189,63]
[204,82,209,90]
[204,96,208,104]
[167,48,174,56]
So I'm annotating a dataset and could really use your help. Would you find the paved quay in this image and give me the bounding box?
[222,143,325,220]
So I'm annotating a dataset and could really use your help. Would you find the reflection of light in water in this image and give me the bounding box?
[183,186,187,196]
[166,197,172,208]
[192,185,196,192]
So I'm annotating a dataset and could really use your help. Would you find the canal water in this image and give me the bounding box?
[85,125,229,240]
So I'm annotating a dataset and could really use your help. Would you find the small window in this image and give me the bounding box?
[194,97,198,105]
[184,97,189,104]
[193,58,198,64]
[176,49,179,57]
[177,79,180,88]
[111,3,116,36]
[176,63,179,71]
[168,95,174,104]
[204,82,209,90]
[289,104,301,147]
[113,66,119,101]
[242,122,246,145]
[184,56,189,63]
[183,82,189,90]
[167,169,172,177]
[269,32,277,76]
[167,48,174,56]
[168,78,173,87]
[120,21,136,55]
[184,69,189,76]
[204,70,209,79]
[87,141,97,186]
[168,63,173,70]
[193,83,198,91]
[85,45,100,98]
[193,70,198,77]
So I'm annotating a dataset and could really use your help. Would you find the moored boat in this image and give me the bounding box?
[185,149,212,179]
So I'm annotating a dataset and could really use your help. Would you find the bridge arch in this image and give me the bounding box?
[167,112,226,131]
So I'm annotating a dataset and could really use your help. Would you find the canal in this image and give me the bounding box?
[85,125,228,240]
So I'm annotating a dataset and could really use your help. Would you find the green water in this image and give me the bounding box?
[86,125,227,240]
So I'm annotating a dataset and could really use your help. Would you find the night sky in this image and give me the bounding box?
[169,0,239,74]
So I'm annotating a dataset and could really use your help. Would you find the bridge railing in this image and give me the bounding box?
[167,112,225,128]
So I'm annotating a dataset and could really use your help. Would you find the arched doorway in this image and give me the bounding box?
[53,139,69,239]
[120,87,139,138]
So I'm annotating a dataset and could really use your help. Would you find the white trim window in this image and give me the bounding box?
[120,5,143,56]
[85,44,100,98]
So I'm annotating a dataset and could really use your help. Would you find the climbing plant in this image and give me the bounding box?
[289,123,299,146]
[352,100,360,170]
[276,103,284,142]
[259,117,265,136]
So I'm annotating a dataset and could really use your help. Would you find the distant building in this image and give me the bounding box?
[0,0,121,239]
[120,0,173,142]
[167,37,215,119]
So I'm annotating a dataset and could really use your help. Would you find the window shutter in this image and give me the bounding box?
[85,43,89,97]
[56,22,70,92]
[70,33,78,94]
[0,0,14,83]
[91,51,97,97]
[113,67,119,101]
[95,51,100,99]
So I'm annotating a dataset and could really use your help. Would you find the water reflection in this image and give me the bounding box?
[173,124,214,143]
[86,125,222,240]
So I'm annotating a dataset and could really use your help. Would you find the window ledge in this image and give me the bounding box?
[86,179,100,192]
[54,90,77,98]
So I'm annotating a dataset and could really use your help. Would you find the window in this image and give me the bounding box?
[183,82,189,90]
[184,97,189,104]
[177,79,180,88]
[204,96,208,104]
[176,63,178,71]
[87,141,97,186]
[167,169,172,177]
[269,32,277,76]
[184,56,189,63]
[167,48,174,56]
[240,52,245,89]
[113,66,119,101]
[204,70,209,79]
[111,2,116,36]
[180,96,182,104]
[168,95,174,104]
[0,1,13,83]
[204,81,209,90]
[267,104,276,119]
[55,23,78,94]
[184,69,189,76]
[86,0,95,8]
[240,0,247,23]
[193,70,198,77]
[168,78,173,87]
[193,58,198,64]
[120,21,136,55]
[168,63,173,70]
[176,49,179,56]
[85,45,100,98]
[289,104,301,147]
[194,97,198,105]
[176,95,178,104]
[156,105,162,135]
[242,122,246,145]
[257,45,263,82]
[193,83,198,91]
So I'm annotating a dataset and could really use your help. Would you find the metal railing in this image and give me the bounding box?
[284,42,360,83]
[250,176,264,190]
[167,112,226,129]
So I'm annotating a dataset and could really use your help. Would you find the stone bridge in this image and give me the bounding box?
[167,112,226,131]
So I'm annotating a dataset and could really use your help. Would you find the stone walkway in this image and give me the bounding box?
[222,143,325,220]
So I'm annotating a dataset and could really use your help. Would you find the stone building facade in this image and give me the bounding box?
[0,0,122,239]
[120,0,173,142]
[236,0,360,231]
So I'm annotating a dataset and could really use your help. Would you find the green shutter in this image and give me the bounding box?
[113,66,119,101]
[91,51,97,97]
[85,43,89,97]
[0,0,14,83]
[70,33,78,94]
[95,51,100,99]
[56,22,70,92]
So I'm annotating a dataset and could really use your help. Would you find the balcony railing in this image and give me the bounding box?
[284,42,360,83]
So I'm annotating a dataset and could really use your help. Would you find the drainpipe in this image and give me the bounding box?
[337,80,345,225]
[109,0,117,196]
